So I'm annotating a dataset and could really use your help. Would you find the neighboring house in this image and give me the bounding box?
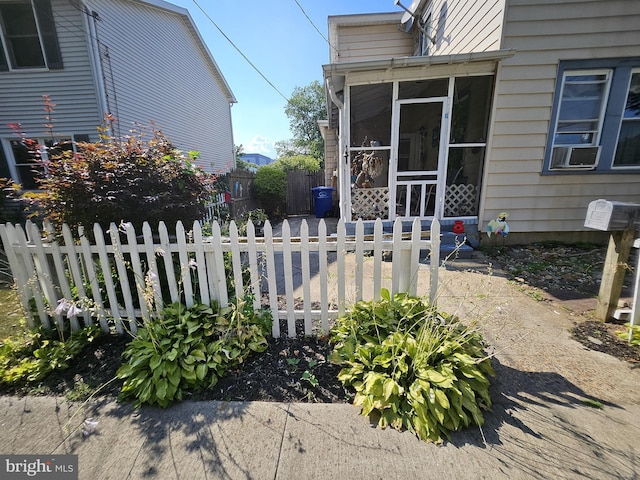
[0,0,236,188]
[239,153,274,168]
[322,0,640,244]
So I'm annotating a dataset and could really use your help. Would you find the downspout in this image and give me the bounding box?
[325,77,349,222]
[83,5,109,134]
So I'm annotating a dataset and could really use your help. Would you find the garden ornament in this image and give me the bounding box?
[487,212,510,237]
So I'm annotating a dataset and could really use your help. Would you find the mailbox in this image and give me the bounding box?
[584,199,640,231]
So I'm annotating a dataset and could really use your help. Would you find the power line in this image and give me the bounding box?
[293,0,338,56]
[190,0,290,104]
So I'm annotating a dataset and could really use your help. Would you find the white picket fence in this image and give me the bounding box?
[0,218,440,338]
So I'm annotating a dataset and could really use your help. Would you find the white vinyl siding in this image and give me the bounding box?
[483,0,640,234]
[0,0,101,138]
[83,0,234,174]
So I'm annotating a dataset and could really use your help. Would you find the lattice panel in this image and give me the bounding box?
[445,184,477,216]
[352,187,389,220]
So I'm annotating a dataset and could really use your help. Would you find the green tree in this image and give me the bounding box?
[284,80,327,161]
[272,154,320,172]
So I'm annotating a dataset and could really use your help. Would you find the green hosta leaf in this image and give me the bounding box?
[165,348,178,362]
[383,378,400,400]
[363,371,385,397]
[196,363,208,381]
[361,395,375,416]
[416,368,453,389]
[168,365,181,386]
[190,349,206,361]
[182,367,197,382]
[187,321,201,334]
[380,288,391,301]
[155,378,168,400]
[149,354,162,371]
[433,388,450,409]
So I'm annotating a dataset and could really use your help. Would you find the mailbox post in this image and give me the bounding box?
[584,199,640,322]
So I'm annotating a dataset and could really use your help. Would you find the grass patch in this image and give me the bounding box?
[0,287,25,340]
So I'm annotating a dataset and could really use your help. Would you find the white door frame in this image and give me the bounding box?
[390,96,450,220]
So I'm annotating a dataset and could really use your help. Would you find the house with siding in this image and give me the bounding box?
[0,0,236,188]
[322,0,640,244]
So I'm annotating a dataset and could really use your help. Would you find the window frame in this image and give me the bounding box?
[543,58,640,174]
[0,0,62,71]
[1,135,88,190]
[612,68,640,169]
[548,69,611,171]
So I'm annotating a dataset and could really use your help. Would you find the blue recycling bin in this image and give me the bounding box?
[311,186,335,218]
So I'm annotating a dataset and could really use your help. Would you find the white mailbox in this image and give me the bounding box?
[584,199,640,231]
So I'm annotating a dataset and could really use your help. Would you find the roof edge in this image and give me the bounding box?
[323,49,517,75]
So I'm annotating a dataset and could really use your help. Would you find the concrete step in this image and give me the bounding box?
[439,232,474,260]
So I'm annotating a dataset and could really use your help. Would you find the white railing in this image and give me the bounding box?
[0,218,440,338]
[201,193,227,224]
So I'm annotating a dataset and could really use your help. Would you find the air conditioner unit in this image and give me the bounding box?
[550,146,600,170]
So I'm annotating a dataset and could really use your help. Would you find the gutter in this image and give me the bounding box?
[322,49,517,75]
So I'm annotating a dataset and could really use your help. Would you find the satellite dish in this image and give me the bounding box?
[395,0,422,25]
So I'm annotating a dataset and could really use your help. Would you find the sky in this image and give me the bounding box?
[169,0,400,159]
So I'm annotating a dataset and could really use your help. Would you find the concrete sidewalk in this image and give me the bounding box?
[2,247,640,479]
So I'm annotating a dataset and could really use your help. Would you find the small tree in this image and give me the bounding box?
[24,128,215,232]
[253,165,286,218]
[272,154,320,172]
[284,80,327,161]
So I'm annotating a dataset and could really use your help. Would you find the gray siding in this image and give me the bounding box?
[85,0,235,174]
[484,0,640,234]
[0,0,102,139]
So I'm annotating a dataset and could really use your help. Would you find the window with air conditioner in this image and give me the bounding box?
[544,59,640,173]
[549,70,610,170]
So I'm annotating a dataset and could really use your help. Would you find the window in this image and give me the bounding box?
[0,0,62,71]
[2,135,88,189]
[544,59,640,173]
[418,14,432,56]
[549,71,610,170]
[614,70,640,167]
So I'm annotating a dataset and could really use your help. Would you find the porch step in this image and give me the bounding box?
[439,232,474,260]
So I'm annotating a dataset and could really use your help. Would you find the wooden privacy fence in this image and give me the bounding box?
[0,218,440,338]
[286,170,325,215]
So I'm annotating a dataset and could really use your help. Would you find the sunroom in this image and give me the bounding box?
[323,51,513,244]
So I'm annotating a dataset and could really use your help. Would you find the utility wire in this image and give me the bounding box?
[191,0,290,104]
[293,0,338,56]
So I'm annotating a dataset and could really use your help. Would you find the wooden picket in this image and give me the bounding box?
[0,218,440,338]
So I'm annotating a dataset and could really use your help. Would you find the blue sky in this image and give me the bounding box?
[169,0,398,159]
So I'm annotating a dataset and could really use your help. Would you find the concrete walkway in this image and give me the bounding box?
[1,218,640,479]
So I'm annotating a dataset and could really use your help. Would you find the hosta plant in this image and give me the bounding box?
[0,324,102,384]
[330,289,494,443]
[617,323,640,346]
[117,301,271,407]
